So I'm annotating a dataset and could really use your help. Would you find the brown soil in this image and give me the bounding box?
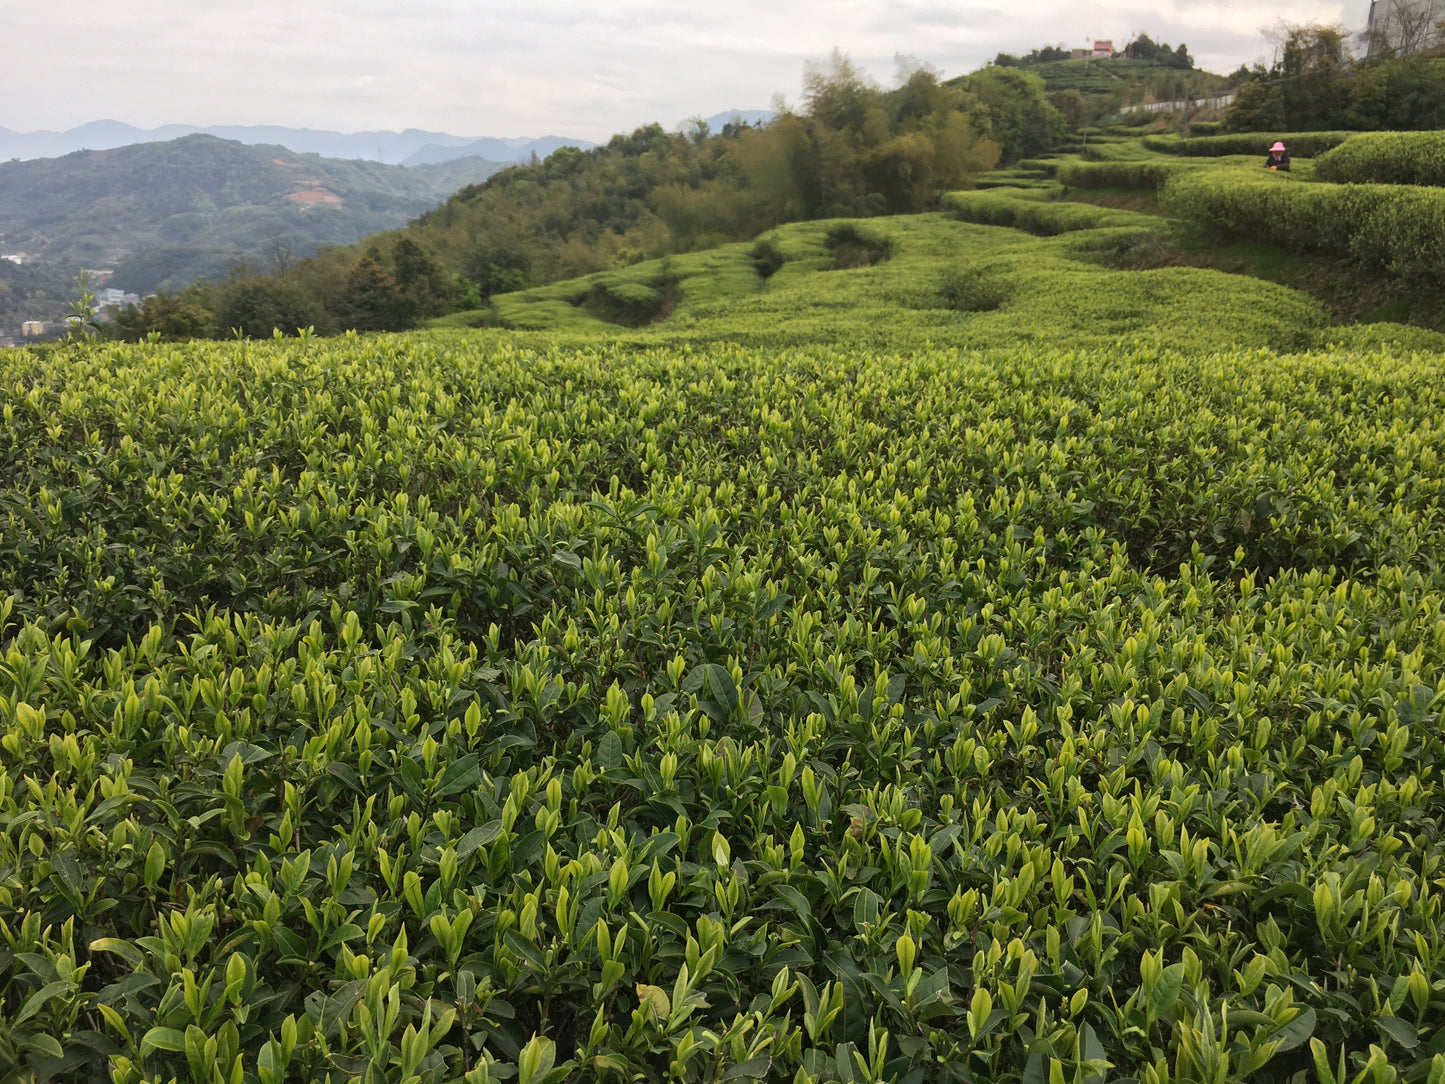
[287,187,342,206]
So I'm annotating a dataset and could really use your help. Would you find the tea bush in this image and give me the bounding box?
[1161,170,1445,287]
[1144,132,1354,158]
[941,190,1146,234]
[2,333,1444,1083]
[1055,157,1226,191]
[472,214,1328,355]
[1314,131,1445,187]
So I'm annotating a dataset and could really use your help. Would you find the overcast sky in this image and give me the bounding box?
[8,0,1366,140]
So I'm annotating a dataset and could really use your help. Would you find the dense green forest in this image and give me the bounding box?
[114,58,1065,341]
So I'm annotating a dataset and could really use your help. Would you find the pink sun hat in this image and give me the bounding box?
[1270,141,1287,151]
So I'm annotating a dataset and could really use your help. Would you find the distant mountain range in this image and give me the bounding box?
[0,134,514,301]
[0,113,772,166]
[397,112,771,167]
[0,121,596,165]
[0,109,774,331]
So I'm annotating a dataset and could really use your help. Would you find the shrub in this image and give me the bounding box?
[214,276,326,338]
[574,264,682,326]
[2,332,1443,1082]
[937,266,1012,310]
[749,237,785,280]
[823,222,894,268]
[975,177,1060,190]
[1314,131,1445,187]
[1055,157,1218,190]
[1161,169,1445,286]
[1144,131,1353,157]
[943,190,1161,238]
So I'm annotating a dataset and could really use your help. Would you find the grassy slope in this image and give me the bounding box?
[432,189,1441,354]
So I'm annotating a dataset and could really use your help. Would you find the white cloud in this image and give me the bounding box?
[6,0,1368,138]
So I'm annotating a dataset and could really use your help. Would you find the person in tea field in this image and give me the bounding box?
[1264,141,1291,171]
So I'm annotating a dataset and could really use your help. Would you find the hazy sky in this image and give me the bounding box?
[9,0,1364,139]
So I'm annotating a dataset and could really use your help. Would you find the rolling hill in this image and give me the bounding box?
[0,134,511,299]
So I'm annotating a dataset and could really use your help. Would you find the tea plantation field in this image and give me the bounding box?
[2,327,1444,1083]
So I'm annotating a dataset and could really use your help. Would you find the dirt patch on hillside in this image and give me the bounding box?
[287,186,342,206]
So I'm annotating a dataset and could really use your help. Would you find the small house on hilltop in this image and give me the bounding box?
[1093,40,1114,58]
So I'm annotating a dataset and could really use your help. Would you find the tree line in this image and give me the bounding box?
[1227,23,1445,131]
[113,57,1070,341]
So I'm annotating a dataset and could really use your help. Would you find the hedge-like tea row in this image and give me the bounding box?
[474,212,1328,355]
[1161,170,1445,286]
[1,335,1444,1083]
[974,178,1059,191]
[942,188,1150,233]
[1055,157,1223,191]
[1144,132,1354,158]
[1314,131,1445,187]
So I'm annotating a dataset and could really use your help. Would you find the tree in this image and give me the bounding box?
[265,232,297,277]
[1226,64,1255,87]
[391,238,450,319]
[1226,22,1352,130]
[730,114,818,227]
[462,242,533,298]
[1363,0,1445,56]
[1048,89,1089,132]
[1125,34,1161,61]
[340,248,411,332]
[959,66,1067,162]
[117,283,215,341]
[215,277,323,338]
[802,50,880,132]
